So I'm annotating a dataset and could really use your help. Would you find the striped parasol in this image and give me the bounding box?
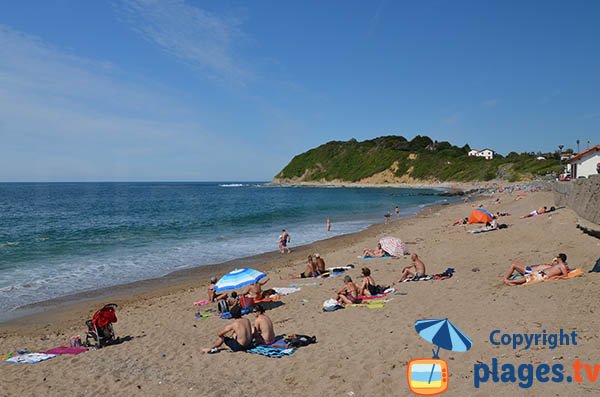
[214,268,266,293]
[379,236,408,257]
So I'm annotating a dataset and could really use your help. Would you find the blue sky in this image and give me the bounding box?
[1,0,598,181]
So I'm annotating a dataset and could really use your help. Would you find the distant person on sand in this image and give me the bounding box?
[208,276,227,302]
[395,206,400,217]
[313,253,326,275]
[521,206,547,218]
[251,304,275,346]
[362,243,386,258]
[279,229,291,254]
[327,217,332,231]
[336,275,360,305]
[243,277,270,299]
[398,253,427,282]
[203,305,252,354]
[502,253,570,286]
[289,255,317,279]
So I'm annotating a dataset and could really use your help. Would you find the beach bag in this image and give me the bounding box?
[217,300,229,314]
[286,334,317,348]
[322,298,342,312]
[590,258,600,273]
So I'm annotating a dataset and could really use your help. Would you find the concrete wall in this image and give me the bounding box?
[554,174,600,225]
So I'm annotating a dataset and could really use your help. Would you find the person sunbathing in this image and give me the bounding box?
[398,253,427,282]
[207,276,227,302]
[521,206,547,218]
[251,304,275,346]
[336,275,360,304]
[362,243,386,258]
[243,277,270,299]
[289,256,317,279]
[453,217,469,226]
[203,305,252,354]
[358,267,378,296]
[503,254,570,286]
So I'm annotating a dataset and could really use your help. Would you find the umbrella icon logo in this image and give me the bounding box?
[407,319,472,395]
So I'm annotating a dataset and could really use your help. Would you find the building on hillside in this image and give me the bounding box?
[468,148,495,160]
[567,144,600,178]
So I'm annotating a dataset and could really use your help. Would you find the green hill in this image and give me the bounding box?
[274,135,562,183]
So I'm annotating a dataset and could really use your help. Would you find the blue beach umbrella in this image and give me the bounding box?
[214,268,266,293]
[415,318,473,384]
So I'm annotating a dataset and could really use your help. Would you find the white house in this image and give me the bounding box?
[567,144,600,178]
[468,148,495,160]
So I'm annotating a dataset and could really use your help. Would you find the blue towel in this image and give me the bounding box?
[246,345,296,358]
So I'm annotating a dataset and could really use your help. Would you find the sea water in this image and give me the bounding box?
[0,182,452,318]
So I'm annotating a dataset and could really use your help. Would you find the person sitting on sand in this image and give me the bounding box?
[289,256,317,279]
[203,305,252,354]
[208,276,227,302]
[336,275,360,305]
[251,303,275,346]
[362,243,386,258]
[521,206,547,218]
[313,253,326,275]
[358,267,379,297]
[226,291,240,309]
[503,253,570,286]
[398,253,427,282]
[243,277,270,299]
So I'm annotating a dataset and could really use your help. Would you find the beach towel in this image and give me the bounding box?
[357,254,392,260]
[43,346,87,355]
[326,265,355,272]
[347,300,385,309]
[246,345,296,358]
[523,269,584,286]
[3,353,57,364]
[289,282,320,288]
[358,293,387,300]
[273,287,301,296]
[193,299,211,307]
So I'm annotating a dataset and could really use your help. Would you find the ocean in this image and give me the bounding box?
[0,182,452,318]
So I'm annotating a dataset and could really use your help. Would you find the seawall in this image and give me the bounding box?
[554,175,600,225]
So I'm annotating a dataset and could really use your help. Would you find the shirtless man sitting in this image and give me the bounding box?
[362,243,386,258]
[503,253,570,286]
[398,253,427,282]
[336,275,360,305]
[251,304,275,346]
[203,305,252,353]
[289,256,316,279]
[313,254,326,275]
[243,277,270,299]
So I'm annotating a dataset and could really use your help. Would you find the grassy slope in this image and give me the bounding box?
[275,136,562,182]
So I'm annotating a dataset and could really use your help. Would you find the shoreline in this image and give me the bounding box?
[0,198,453,331]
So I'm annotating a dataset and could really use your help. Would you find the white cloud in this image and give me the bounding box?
[482,98,500,108]
[114,0,250,84]
[0,24,269,181]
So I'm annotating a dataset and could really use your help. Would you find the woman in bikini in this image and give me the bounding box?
[336,275,360,305]
[358,267,378,297]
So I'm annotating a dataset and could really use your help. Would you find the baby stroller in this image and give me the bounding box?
[85,303,120,348]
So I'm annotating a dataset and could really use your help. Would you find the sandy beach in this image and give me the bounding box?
[1,188,599,396]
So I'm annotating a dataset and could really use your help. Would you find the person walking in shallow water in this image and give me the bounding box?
[327,217,332,232]
[395,206,400,217]
[279,229,291,254]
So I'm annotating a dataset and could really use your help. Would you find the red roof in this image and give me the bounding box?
[567,145,600,163]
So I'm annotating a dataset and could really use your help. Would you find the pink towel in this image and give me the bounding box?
[194,299,211,306]
[43,346,88,355]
